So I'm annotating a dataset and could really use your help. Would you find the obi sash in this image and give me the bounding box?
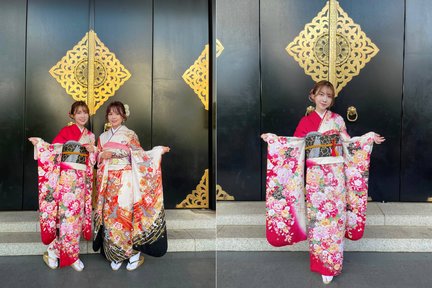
[305,132,342,159]
[60,141,88,170]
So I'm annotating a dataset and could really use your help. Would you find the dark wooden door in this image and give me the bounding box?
[217,0,432,202]
[0,0,27,210]
[216,0,261,200]
[0,0,211,210]
[23,0,91,210]
[401,0,432,201]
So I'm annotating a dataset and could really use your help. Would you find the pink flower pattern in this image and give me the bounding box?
[343,135,374,240]
[263,111,374,276]
[264,135,307,246]
[307,162,346,276]
[35,133,95,267]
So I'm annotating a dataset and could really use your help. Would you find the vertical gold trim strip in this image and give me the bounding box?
[329,0,337,94]
[88,30,96,115]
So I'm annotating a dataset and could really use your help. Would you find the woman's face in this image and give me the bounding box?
[72,106,89,127]
[312,86,333,113]
[107,108,124,128]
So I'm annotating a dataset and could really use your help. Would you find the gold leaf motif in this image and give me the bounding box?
[286,1,379,95]
[176,169,209,208]
[49,30,131,115]
[182,39,225,110]
[216,184,235,201]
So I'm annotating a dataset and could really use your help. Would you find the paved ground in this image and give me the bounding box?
[217,251,432,288]
[0,252,215,288]
[2,251,431,287]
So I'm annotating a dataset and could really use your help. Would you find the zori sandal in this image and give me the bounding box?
[126,255,144,271]
[71,259,84,272]
[43,252,58,270]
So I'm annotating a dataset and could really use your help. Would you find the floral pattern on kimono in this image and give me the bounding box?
[263,111,374,276]
[33,124,95,267]
[265,135,307,246]
[94,126,167,262]
[344,135,374,240]
[307,158,346,276]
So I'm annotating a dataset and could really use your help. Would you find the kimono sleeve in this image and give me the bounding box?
[82,156,95,241]
[343,132,375,240]
[35,138,62,245]
[130,134,168,257]
[263,134,307,246]
[336,115,352,141]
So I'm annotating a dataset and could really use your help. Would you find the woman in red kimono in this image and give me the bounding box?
[29,101,96,271]
[94,101,170,271]
[262,81,384,284]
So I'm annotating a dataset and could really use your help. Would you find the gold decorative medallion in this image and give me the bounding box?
[182,39,224,110]
[49,30,131,115]
[216,184,235,201]
[286,0,379,95]
[176,169,209,208]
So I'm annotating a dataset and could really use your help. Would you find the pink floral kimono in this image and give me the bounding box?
[264,110,375,276]
[33,124,95,267]
[94,125,167,263]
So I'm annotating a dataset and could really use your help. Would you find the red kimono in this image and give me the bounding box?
[34,124,95,267]
[264,110,375,276]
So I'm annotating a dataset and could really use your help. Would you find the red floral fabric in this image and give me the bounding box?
[34,125,95,267]
[263,111,375,276]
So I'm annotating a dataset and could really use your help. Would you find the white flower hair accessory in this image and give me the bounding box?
[124,104,130,117]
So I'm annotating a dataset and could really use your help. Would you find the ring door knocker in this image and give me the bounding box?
[347,106,358,122]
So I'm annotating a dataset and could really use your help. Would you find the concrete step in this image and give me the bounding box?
[0,209,215,256]
[217,225,432,252]
[0,209,215,232]
[0,228,215,256]
[217,202,432,227]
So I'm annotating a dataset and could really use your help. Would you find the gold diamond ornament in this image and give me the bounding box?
[49,30,131,115]
[182,39,224,110]
[286,0,379,95]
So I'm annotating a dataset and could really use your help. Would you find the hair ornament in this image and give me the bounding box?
[124,104,130,117]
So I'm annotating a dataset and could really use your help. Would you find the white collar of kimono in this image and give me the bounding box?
[316,110,327,119]
[110,125,123,135]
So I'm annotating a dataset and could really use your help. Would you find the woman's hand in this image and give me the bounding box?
[162,146,170,154]
[261,133,271,142]
[83,144,95,153]
[28,137,39,146]
[374,133,385,144]
[100,151,113,159]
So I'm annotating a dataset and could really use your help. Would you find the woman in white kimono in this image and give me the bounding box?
[94,101,170,271]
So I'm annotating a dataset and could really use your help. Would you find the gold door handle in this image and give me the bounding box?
[347,106,358,122]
